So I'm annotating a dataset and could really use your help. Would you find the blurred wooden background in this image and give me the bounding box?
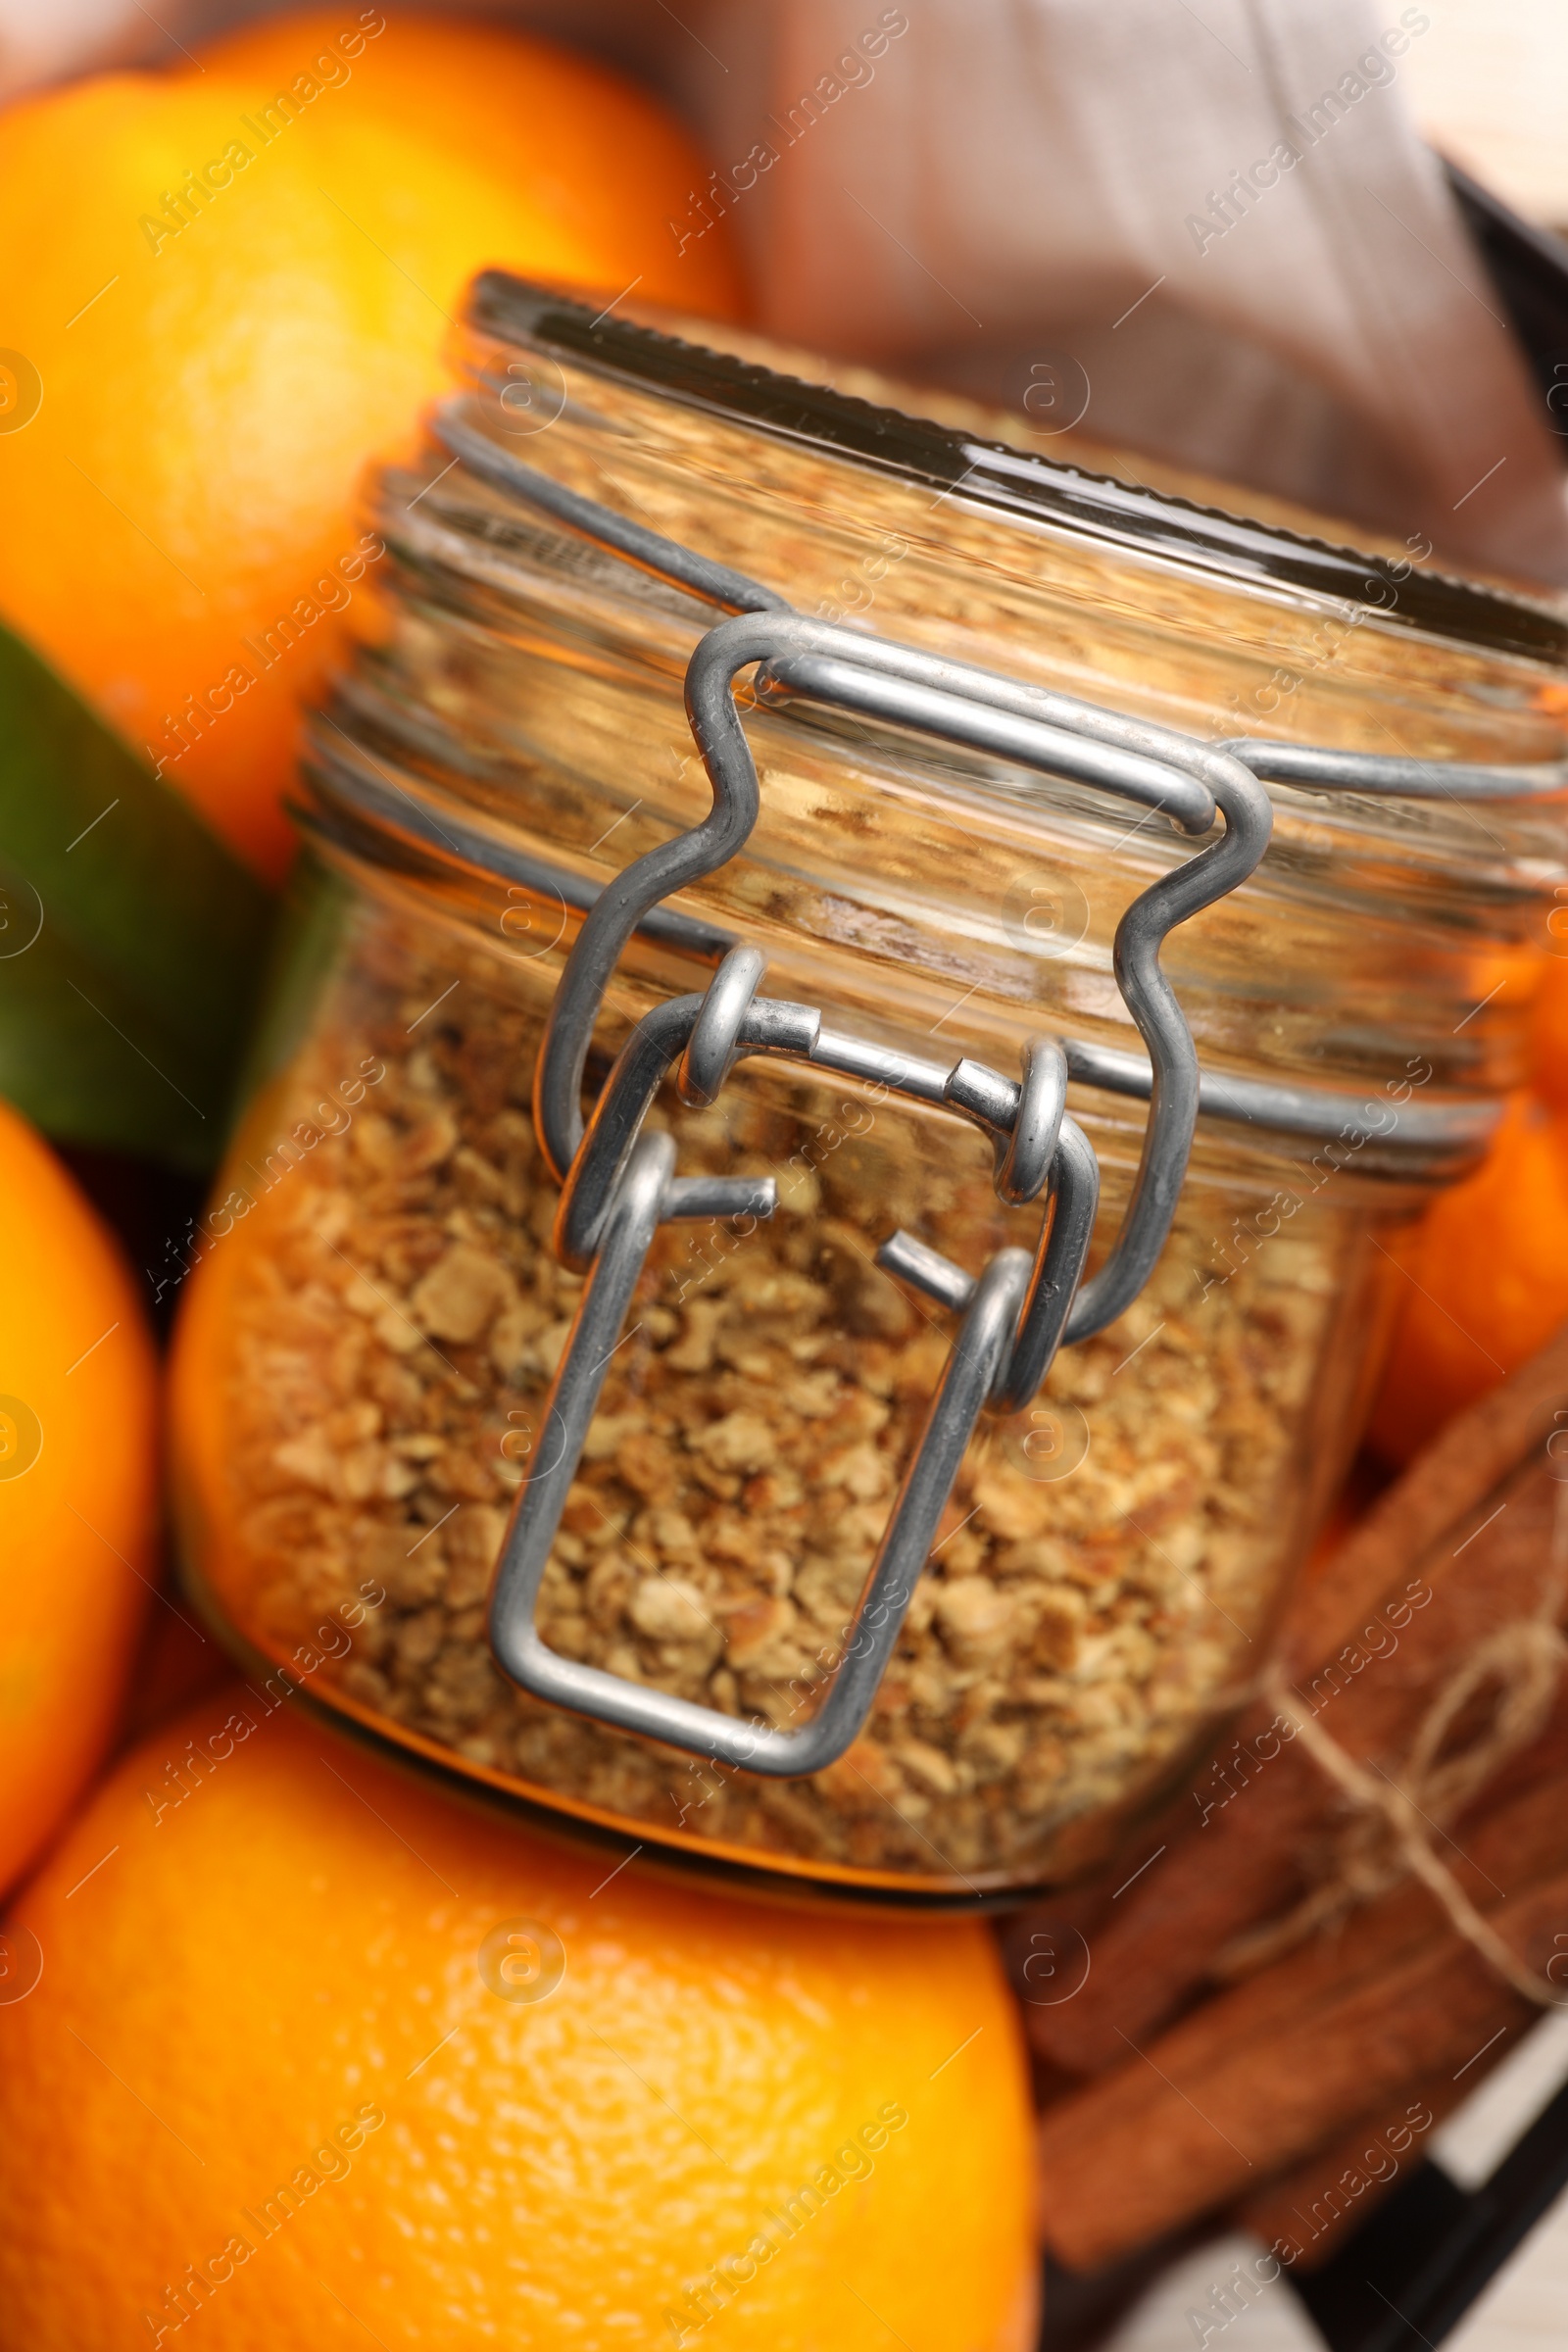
[1400,0,1568,230]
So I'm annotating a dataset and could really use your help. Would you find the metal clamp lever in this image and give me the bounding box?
[488,1128,1038,1778]
[489,963,1101,1773]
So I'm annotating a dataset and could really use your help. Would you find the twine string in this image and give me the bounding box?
[1214,1482,1568,2006]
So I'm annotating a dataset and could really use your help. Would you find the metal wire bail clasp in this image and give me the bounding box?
[481,591,1272,1778]
[488,937,1103,1778]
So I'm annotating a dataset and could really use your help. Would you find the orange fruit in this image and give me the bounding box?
[0,1101,159,1893]
[0,17,741,881]
[193,6,733,297]
[1530,954,1568,1112]
[0,1687,1039,2350]
[1367,1092,1568,1464]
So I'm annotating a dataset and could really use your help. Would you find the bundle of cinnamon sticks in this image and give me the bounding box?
[1017,1324,1568,2277]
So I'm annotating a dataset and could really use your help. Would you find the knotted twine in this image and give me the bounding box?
[1214,1486,1568,2007]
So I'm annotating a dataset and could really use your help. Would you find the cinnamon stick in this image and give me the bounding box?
[1036,1870,1568,2273]
[1236,2065,1471,2270]
[1081,1753,1568,2086]
[1028,1436,1568,2075]
[1033,1759,1568,2266]
[1283,1321,1568,1677]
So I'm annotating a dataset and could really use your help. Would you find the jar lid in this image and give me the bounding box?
[468,272,1568,668]
[307,272,1568,1189]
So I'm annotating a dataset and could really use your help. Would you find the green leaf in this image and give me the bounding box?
[0,620,276,1171]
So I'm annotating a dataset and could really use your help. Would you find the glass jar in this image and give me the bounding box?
[170,274,1568,1902]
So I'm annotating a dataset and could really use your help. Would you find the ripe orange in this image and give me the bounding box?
[0,1101,159,1893]
[193,7,734,299]
[1367,1092,1568,1464]
[0,16,741,881]
[0,1688,1039,2350]
[1530,953,1568,1112]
